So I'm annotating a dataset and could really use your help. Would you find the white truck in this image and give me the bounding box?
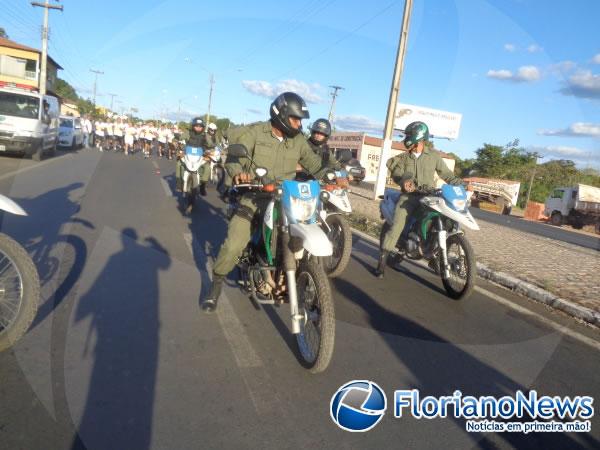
[544,184,600,234]
[463,177,521,215]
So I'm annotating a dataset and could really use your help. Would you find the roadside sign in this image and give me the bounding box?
[394,103,462,140]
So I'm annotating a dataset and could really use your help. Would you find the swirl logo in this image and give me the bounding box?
[330,380,387,432]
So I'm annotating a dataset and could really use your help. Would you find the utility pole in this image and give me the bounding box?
[90,68,103,108]
[373,0,414,200]
[524,154,543,208]
[206,73,215,125]
[31,0,63,95]
[106,93,118,112]
[328,85,344,128]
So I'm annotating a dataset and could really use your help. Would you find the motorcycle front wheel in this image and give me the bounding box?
[321,214,352,278]
[441,233,476,300]
[0,233,40,352]
[295,259,335,373]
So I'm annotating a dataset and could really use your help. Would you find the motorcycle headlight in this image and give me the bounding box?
[451,199,467,212]
[290,196,318,222]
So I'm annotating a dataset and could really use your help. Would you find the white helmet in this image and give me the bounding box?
[207,123,217,131]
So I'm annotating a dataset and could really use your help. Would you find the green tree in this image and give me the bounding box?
[55,78,79,101]
[0,28,8,39]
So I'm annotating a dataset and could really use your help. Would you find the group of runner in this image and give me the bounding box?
[92,119,218,159]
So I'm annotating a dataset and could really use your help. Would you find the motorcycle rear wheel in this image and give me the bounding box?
[295,259,335,373]
[321,214,352,278]
[0,233,40,352]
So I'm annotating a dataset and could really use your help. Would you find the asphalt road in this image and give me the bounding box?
[359,181,600,251]
[1,149,599,450]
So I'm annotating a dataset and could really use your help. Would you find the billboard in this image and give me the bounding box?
[394,103,462,140]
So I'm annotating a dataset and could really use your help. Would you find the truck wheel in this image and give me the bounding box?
[595,222,600,235]
[502,205,512,215]
[550,212,563,226]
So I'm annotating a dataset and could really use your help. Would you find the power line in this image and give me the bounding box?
[328,85,344,127]
[272,0,399,82]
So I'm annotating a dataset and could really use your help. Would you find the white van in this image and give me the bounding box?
[0,86,60,160]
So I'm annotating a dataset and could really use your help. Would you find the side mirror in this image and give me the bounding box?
[227,144,248,158]
[338,149,352,163]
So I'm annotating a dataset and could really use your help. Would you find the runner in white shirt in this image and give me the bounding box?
[124,122,135,155]
[94,121,105,151]
[113,119,124,151]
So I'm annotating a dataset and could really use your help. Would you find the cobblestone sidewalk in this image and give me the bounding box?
[347,186,600,314]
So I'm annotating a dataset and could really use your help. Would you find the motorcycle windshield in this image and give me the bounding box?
[185,145,204,157]
[281,180,320,224]
[442,184,468,212]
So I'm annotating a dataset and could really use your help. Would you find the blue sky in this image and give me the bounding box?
[2,0,599,166]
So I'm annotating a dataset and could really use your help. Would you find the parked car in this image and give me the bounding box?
[344,158,366,184]
[58,116,84,149]
[0,86,59,160]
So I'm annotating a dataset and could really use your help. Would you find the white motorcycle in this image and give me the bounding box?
[0,195,40,351]
[180,145,206,213]
[227,144,336,373]
[318,170,353,278]
[380,183,480,300]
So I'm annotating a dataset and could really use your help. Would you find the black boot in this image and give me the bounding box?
[199,182,207,197]
[201,275,224,313]
[374,250,389,279]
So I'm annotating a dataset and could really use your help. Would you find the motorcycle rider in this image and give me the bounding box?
[198,122,219,196]
[176,117,210,192]
[201,92,330,313]
[374,121,463,278]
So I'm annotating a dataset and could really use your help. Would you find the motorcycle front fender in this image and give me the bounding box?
[0,194,27,216]
[289,223,333,256]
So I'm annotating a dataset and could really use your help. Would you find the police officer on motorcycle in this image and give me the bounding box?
[375,121,463,278]
[177,117,214,194]
[201,92,330,313]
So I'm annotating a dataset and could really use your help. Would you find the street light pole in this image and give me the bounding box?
[206,73,215,125]
[90,68,103,108]
[328,85,344,129]
[373,0,414,200]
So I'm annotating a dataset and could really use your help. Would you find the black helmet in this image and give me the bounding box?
[190,117,205,135]
[269,92,309,138]
[191,117,204,128]
[310,118,331,137]
[403,121,429,148]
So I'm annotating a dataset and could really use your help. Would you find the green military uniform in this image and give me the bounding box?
[213,121,327,276]
[382,145,462,252]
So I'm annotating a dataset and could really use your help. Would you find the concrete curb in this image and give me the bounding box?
[350,227,600,328]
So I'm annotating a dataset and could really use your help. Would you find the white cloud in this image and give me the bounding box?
[241,79,324,103]
[486,66,541,83]
[527,44,543,53]
[560,69,600,99]
[246,108,262,115]
[487,69,513,80]
[529,146,600,168]
[548,61,577,75]
[515,65,541,81]
[538,122,600,138]
[592,54,600,64]
[334,115,383,135]
[504,43,516,52]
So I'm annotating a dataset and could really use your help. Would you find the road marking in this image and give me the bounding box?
[0,153,70,181]
[183,232,287,415]
[160,179,172,197]
[474,286,600,351]
[351,228,600,351]
[151,160,159,169]
[182,233,261,368]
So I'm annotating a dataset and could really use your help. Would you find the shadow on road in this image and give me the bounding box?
[71,228,170,450]
[332,276,597,449]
